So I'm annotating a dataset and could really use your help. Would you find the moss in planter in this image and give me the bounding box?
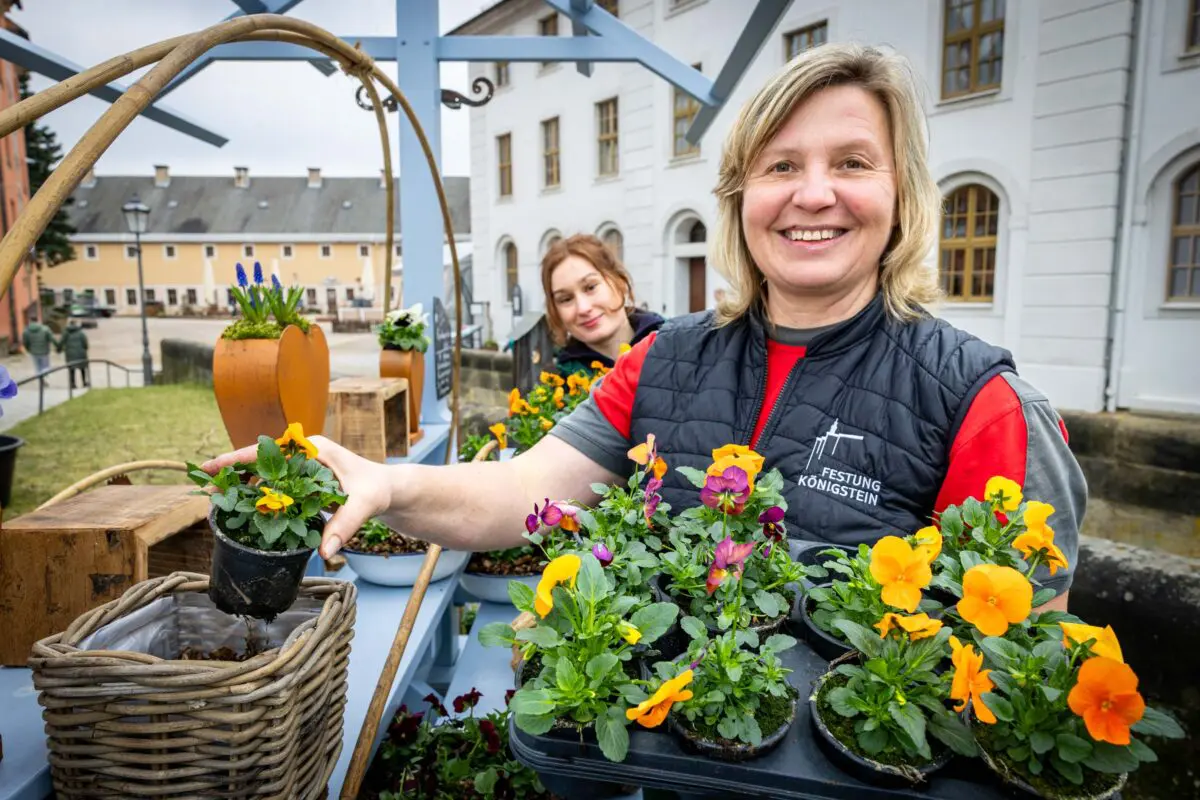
[221,319,284,340]
[815,673,940,769]
[973,717,1123,799]
[679,684,798,744]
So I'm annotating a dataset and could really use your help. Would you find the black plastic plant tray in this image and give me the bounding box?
[508,632,1015,800]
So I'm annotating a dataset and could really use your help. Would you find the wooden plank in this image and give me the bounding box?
[5,485,207,536]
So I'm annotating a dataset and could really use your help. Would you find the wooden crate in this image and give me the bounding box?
[0,485,209,666]
[324,376,410,462]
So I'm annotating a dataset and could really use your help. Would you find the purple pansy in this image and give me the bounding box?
[699,466,751,514]
[525,498,564,534]
[592,542,614,567]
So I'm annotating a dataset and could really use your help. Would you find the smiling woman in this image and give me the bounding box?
[200,43,1086,618]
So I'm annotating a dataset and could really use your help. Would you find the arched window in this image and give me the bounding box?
[688,220,707,243]
[503,241,519,298]
[602,227,624,262]
[1169,164,1200,300]
[939,184,999,302]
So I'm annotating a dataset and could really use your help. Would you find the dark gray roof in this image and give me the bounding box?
[68,175,471,236]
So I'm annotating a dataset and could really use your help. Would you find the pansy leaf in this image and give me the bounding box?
[764,634,798,654]
[735,629,759,650]
[590,483,611,496]
[304,528,321,549]
[596,707,630,763]
[509,688,556,717]
[1132,706,1185,738]
[939,505,964,538]
[980,637,1025,670]
[889,702,926,750]
[929,712,978,757]
[211,491,238,512]
[1128,737,1157,762]
[586,653,618,683]
[576,552,607,607]
[680,616,706,641]
[556,655,582,690]
[1030,731,1055,755]
[474,767,499,795]
[857,727,888,755]
[959,551,985,571]
[257,513,288,544]
[226,513,247,530]
[507,579,535,612]
[477,622,516,648]
[676,466,708,488]
[515,712,556,735]
[1054,733,1092,763]
[744,714,763,747]
[1083,742,1140,774]
[1031,588,1057,608]
[833,619,880,659]
[827,687,858,718]
[256,437,287,481]
[981,692,1014,722]
[1049,753,1084,785]
[630,602,678,644]
[516,626,563,648]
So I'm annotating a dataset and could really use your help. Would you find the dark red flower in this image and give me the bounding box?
[424,692,448,716]
[504,689,516,706]
[479,718,502,753]
[452,687,483,714]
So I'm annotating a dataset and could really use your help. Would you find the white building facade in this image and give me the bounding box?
[456,0,1200,414]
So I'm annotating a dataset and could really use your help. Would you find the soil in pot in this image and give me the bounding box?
[670,684,798,762]
[467,546,543,576]
[972,715,1126,800]
[208,510,315,621]
[811,671,951,786]
[342,527,427,555]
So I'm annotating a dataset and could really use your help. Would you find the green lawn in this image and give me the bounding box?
[3,385,231,517]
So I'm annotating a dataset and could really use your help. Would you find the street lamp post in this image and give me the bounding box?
[122,194,153,387]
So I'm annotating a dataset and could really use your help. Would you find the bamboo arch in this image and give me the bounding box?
[0,14,466,799]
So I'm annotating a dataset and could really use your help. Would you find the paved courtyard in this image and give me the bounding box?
[0,316,381,431]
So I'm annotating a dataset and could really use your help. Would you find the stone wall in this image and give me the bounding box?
[458,348,512,438]
[160,339,214,386]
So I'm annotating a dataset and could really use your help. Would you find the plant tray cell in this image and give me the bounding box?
[508,633,1015,800]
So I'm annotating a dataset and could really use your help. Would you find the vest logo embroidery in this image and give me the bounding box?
[799,419,881,506]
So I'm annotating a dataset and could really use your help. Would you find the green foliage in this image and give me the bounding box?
[806,545,942,642]
[221,318,283,340]
[499,368,596,452]
[221,262,311,340]
[21,73,76,268]
[186,434,345,552]
[358,518,394,547]
[377,303,431,352]
[458,433,498,463]
[669,625,798,746]
[820,621,975,762]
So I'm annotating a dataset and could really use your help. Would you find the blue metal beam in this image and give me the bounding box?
[568,0,596,78]
[230,0,270,12]
[687,0,792,144]
[0,27,228,146]
[158,0,310,97]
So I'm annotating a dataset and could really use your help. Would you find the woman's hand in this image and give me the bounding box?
[200,435,393,559]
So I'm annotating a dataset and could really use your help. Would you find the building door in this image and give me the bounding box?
[688,257,706,313]
[326,287,338,315]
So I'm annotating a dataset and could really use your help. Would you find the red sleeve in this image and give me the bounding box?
[935,374,1031,511]
[591,332,655,440]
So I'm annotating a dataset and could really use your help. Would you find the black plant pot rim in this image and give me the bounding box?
[808,666,952,785]
[381,342,427,353]
[967,709,1127,800]
[798,584,854,660]
[209,506,313,558]
[0,434,25,451]
[668,693,797,762]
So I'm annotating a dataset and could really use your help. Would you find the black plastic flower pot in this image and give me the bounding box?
[798,584,854,661]
[207,508,314,620]
[668,692,797,763]
[967,709,1126,800]
[809,667,952,788]
[0,434,24,509]
[648,573,690,660]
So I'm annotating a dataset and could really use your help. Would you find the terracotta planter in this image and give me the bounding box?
[379,346,424,440]
[212,325,330,449]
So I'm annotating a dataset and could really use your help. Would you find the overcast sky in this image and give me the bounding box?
[11,0,489,178]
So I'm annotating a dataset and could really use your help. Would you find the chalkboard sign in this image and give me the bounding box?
[433,297,454,400]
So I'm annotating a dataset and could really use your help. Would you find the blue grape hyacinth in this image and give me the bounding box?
[235,263,248,287]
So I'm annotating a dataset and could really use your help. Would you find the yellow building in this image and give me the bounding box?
[41,165,471,316]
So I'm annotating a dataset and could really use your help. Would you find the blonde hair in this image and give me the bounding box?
[712,42,942,324]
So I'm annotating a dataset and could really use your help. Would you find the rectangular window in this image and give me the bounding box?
[497,133,513,197]
[597,0,618,15]
[243,244,255,258]
[186,288,198,305]
[1189,0,1200,51]
[126,288,137,305]
[542,117,561,188]
[320,244,332,258]
[281,244,294,259]
[125,244,137,259]
[62,288,74,304]
[306,287,318,305]
[784,21,828,60]
[395,244,403,257]
[494,61,510,87]
[538,13,558,68]
[163,244,177,259]
[673,66,701,158]
[941,0,1005,99]
[84,244,98,260]
[345,287,355,301]
[145,288,157,303]
[597,98,619,176]
[204,244,216,259]
[166,288,178,306]
[226,288,235,305]
[359,244,371,258]
[104,289,116,306]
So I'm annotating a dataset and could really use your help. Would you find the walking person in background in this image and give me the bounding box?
[21,318,55,375]
[59,320,90,389]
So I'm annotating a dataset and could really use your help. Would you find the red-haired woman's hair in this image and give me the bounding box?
[540,234,635,345]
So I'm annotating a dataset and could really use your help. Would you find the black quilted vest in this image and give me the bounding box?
[630,296,1015,546]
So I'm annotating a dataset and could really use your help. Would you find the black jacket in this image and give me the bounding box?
[554,309,664,376]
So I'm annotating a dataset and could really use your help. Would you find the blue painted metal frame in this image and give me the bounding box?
[0,28,228,146]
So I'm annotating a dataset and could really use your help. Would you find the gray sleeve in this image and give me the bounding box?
[549,391,633,477]
[1002,373,1088,596]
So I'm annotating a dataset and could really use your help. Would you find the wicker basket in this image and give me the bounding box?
[28,571,356,799]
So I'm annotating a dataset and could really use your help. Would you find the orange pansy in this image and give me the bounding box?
[1060,622,1124,663]
[957,564,1033,637]
[276,422,318,459]
[950,636,997,724]
[626,670,694,728]
[1012,524,1069,576]
[869,536,932,613]
[912,526,942,564]
[1067,656,1145,745]
[707,444,765,490]
[874,612,943,641]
